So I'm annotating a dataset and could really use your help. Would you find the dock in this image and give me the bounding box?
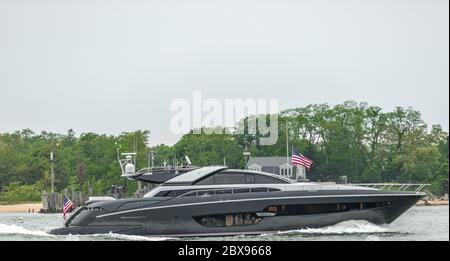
[39,190,91,213]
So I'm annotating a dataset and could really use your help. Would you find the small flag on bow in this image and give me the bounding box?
[63,195,74,221]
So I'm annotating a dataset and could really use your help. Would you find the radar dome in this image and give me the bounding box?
[125,162,135,174]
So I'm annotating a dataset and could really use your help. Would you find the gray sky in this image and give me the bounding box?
[0,0,448,146]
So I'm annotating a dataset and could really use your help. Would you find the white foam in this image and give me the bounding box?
[80,232,173,241]
[0,223,55,237]
[274,220,390,235]
[366,235,381,241]
[64,234,81,241]
[106,232,174,241]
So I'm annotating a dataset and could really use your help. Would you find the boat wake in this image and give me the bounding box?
[0,223,174,241]
[0,220,393,240]
[61,233,172,241]
[95,232,174,241]
[0,223,55,237]
[268,220,392,236]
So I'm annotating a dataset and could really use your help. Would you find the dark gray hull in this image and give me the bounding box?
[50,190,423,236]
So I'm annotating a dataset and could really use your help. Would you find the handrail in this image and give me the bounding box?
[349,183,430,192]
[173,183,430,199]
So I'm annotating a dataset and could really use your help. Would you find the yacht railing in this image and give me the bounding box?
[348,183,430,192]
[174,183,430,198]
[177,186,326,197]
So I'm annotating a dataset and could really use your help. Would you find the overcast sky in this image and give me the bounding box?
[0,0,448,145]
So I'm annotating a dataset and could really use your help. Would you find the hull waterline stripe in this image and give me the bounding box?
[96,193,423,219]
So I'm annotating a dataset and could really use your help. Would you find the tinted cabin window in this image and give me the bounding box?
[194,213,262,227]
[214,174,245,184]
[254,174,288,184]
[251,187,270,192]
[195,172,282,185]
[195,175,215,185]
[265,201,392,216]
[234,188,250,193]
[245,174,255,183]
[165,189,193,197]
[198,190,214,197]
[215,189,232,195]
[181,191,197,197]
[154,191,169,197]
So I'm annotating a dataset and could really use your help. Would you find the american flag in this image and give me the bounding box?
[63,195,74,220]
[291,147,314,169]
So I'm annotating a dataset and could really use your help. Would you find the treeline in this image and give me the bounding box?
[0,130,151,201]
[0,101,448,202]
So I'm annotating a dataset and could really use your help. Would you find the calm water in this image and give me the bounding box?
[0,205,448,241]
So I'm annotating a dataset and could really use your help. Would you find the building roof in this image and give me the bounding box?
[246,156,292,168]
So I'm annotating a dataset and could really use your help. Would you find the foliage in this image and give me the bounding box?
[0,181,43,202]
[0,102,448,201]
[173,129,244,168]
[235,102,449,193]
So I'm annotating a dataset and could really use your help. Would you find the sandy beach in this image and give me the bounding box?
[416,199,449,206]
[0,203,42,212]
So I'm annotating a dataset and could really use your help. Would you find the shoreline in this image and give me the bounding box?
[416,199,449,206]
[0,203,42,212]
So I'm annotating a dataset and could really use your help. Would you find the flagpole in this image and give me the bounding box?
[292,145,296,181]
[286,121,289,164]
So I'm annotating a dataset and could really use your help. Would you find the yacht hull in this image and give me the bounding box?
[50,190,423,236]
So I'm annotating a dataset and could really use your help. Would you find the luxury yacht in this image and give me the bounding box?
[50,166,424,236]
